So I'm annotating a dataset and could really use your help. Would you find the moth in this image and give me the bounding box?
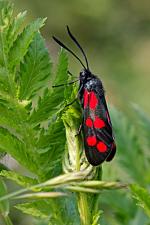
[53,26,116,166]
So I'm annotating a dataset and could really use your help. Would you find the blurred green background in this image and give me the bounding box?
[13,0,150,114]
[1,0,150,224]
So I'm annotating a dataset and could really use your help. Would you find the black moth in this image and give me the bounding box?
[53,26,116,166]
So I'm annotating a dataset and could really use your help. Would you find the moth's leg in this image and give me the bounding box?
[64,98,77,107]
[64,84,83,108]
[68,70,73,76]
[52,79,78,88]
[68,70,78,78]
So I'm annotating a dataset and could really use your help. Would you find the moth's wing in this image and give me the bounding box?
[83,89,116,166]
[100,95,116,162]
[106,142,116,161]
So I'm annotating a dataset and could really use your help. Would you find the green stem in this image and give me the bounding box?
[3,215,13,225]
[75,135,91,225]
[75,135,81,171]
[78,193,91,225]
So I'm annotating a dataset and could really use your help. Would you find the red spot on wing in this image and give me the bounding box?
[89,91,98,110]
[87,136,97,146]
[84,89,89,108]
[85,118,93,127]
[94,117,105,129]
[97,142,107,152]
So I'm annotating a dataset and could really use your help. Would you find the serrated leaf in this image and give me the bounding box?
[0,163,8,172]
[0,1,13,66]
[0,179,9,216]
[36,120,65,180]
[54,48,68,85]
[0,170,37,188]
[15,199,76,225]
[0,68,10,93]
[15,200,52,219]
[0,1,13,27]
[6,10,27,51]
[130,184,150,217]
[132,104,150,131]
[19,32,52,100]
[30,48,68,125]
[110,106,145,183]
[132,104,150,145]
[8,18,46,70]
[0,91,42,175]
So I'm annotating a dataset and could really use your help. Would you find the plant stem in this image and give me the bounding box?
[78,193,91,225]
[75,135,81,171]
[3,215,13,225]
[75,134,91,225]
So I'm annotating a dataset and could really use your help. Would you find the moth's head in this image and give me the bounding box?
[79,69,91,82]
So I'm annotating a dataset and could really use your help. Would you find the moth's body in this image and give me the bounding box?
[79,69,116,166]
[53,26,116,166]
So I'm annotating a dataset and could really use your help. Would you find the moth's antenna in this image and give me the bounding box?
[66,26,89,70]
[53,36,86,69]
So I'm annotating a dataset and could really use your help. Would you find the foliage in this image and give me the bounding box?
[0,1,150,225]
[131,184,150,218]
[0,178,13,225]
[0,179,9,217]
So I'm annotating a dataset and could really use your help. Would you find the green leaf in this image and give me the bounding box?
[0,1,13,66]
[0,163,8,172]
[0,1,13,28]
[54,48,68,85]
[0,170,37,188]
[6,11,27,51]
[30,48,68,125]
[36,120,65,180]
[15,199,68,225]
[15,200,51,219]
[91,211,101,225]
[132,104,150,147]
[0,151,6,158]
[19,32,52,100]
[0,92,38,172]
[8,18,46,70]
[130,184,150,217]
[110,106,146,183]
[0,178,9,217]
[62,103,83,172]
[0,68,10,93]
[132,104,150,132]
